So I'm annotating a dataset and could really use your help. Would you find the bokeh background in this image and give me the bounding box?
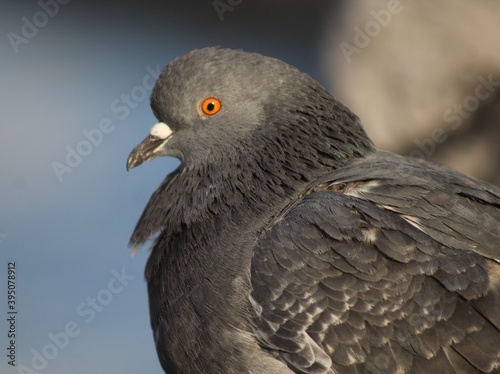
[0,1,498,373]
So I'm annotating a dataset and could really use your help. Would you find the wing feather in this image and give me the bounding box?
[251,152,500,373]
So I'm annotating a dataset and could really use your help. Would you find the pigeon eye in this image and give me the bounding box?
[201,97,222,116]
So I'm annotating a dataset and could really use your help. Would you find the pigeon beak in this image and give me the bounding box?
[127,122,173,171]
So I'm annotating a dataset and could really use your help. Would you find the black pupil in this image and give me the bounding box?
[206,102,215,112]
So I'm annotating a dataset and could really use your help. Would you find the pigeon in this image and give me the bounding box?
[127,47,500,373]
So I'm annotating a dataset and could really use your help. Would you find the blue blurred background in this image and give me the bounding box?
[1,1,498,373]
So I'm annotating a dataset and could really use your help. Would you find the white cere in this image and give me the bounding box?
[150,122,173,139]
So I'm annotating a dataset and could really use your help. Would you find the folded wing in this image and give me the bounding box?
[251,152,500,373]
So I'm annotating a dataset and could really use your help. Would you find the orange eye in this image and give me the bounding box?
[201,97,222,116]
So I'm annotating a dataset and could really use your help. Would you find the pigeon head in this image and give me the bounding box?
[128,47,292,169]
[127,47,374,171]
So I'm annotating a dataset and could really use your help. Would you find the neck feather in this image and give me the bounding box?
[130,104,374,247]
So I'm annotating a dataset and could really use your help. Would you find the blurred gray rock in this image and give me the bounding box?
[322,0,500,186]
